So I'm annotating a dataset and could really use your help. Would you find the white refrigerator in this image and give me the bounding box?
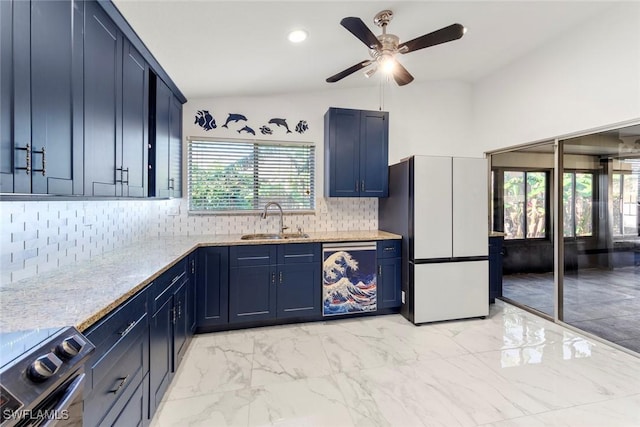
[379,155,489,324]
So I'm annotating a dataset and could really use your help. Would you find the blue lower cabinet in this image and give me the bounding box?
[229,244,321,323]
[148,259,189,420]
[489,236,504,303]
[173,281,189,368]
[377,257,402,308]
[149,296,172,418]
[377,240,402,309]
[229,245,277,323]
[229,264,278,323]
[196,247,229,328]
[83,289,149,427]
[277,244,321,318]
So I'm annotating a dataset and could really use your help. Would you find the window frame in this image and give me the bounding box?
[493,168,551,241]
[612,171,639,237]
[562,170,595,240]
[187,137,316,215]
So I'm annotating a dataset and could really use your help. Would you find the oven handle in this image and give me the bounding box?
[44,373,85,422]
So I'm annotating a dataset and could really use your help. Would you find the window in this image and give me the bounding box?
[613,172,639,237]
[502,171,547,240]
[188,139,315,212]
[563,172,593,237]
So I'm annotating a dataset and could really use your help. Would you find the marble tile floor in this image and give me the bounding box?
[150,301,640,427]
[503,266,640,353]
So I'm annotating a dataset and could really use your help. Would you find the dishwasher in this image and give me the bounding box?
[322,242,377,316]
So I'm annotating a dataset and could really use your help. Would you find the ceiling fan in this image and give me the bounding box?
[326,10,466,86]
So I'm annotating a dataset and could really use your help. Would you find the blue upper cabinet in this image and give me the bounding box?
[150,75,182,198]
[324,107,389,197]
[1,0,83,195]
[0,0,183,198]
[83,1,122,197]
[84,2,150,197]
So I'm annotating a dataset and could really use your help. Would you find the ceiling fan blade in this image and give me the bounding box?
[399,23,465,54]
[392,61,414,86]
[326,60,372,83]
[340,17,382,49]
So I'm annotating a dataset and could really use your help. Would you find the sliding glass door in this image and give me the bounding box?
[560,126,640,353]
[490,123,639,354]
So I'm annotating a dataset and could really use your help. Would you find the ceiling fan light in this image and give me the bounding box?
[288,29,308,43]
[380,56,395,74]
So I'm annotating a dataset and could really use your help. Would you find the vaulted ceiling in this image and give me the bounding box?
[113,1,617,99]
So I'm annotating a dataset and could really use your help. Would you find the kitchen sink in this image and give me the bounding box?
[241,233,283,240]
[240,233,310,240]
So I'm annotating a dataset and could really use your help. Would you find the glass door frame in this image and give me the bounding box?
[488,118,640,355]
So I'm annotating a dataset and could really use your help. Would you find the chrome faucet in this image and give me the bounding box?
[261,202,288,234]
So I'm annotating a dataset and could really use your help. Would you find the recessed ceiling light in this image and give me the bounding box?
[288,29,308,43]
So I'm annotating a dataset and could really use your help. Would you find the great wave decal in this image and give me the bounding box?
[322,249,377,316]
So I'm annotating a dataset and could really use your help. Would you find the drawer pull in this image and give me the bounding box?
[119,321,136,337]
[384,247,395,251]
[110,376,129,394]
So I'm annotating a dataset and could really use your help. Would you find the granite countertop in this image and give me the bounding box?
[0,231,401,334]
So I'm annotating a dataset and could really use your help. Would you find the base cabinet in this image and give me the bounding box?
[489,235,504,303]
[83,289,149,427]
[148,259,190,420]
[84,240,400,425]
[196,247,229,329]
[229,243,321,323]
[229,245,278,323]
[277,244,322,318]
[377,240,402,309]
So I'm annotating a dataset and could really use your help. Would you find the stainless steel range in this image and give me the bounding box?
[0,327,94,426]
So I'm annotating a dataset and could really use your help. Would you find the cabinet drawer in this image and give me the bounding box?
[87,311,148,390]
[84,314,147,426]
[230,245,277,267]
[85,288,148,356]
[153,258,187,313]
[277,243,320,264]
[377,240,401,259]
[100,374,148,427]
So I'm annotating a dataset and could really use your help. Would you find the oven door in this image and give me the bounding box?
[14,372,85,427]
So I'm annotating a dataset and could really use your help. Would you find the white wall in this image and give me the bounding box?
[177,80,473,239]
[473,2,640,151]
[184,79,474,194]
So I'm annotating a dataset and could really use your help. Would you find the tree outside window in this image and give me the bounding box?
[503,171,546,240]
[613,172,639,237]
[563,172,593,237]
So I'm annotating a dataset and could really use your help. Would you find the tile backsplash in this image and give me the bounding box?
[1,197,377,285]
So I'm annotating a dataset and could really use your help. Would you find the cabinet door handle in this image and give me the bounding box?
[15,144,31,174]
[361,180,365,192]
[169,178,175,190]
[31,147,45,176]
[279,271,283,284]
[378,265,382,276]
[122,167,129,184]
[110,376,129,394]
[271,272,276,284]
[355,180,359,192]
[177,301,182,319]
[118,321,136,337]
